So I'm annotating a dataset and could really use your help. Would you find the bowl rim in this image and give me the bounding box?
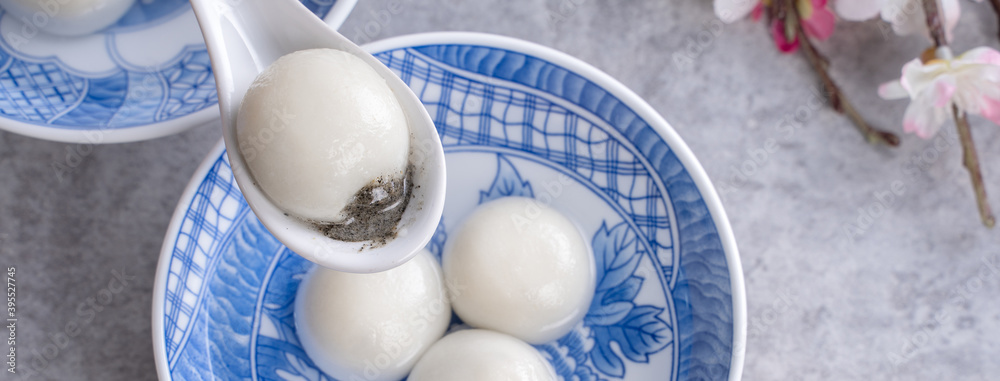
[0,0,358,144]
[151,31,746,381]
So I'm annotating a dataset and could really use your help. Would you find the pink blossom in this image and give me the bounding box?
[715,0,834,53]
[879,47,1000,138]
[797,0,835,41]
[770,17,800,53]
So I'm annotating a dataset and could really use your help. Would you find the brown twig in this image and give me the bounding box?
[781,0,900,146]
[923,0,995,226]
[923,0,948,47]
[953,107,996,227]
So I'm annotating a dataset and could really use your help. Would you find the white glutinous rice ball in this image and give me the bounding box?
[237,48,409,223]
[407,329,556,381]
[443,197,595,344]
[294,250,449,381]
[0,0,136,36]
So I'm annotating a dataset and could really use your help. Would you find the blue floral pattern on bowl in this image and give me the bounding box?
[0,0,349,142]
[154,35,742,381]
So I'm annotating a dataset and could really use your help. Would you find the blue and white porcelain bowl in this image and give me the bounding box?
[0,0,355,143]
[152,32,747,381]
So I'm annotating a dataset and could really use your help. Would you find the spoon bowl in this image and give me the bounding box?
[188,0,446,273]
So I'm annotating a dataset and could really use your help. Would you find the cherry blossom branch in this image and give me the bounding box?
[924,0,995,226]
[779,0,900,146]
[953,107,996,227]
[923,0,947,47]
[799,38,900,146]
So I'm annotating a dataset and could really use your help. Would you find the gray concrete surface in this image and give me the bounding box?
[2,0,1000,379]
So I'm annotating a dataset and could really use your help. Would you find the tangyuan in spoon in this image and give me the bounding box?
[240,49,411,244]
[189,0,446,273]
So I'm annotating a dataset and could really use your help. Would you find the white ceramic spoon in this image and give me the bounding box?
[188,0,446,273]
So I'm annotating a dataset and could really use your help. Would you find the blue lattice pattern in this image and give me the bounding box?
[0,59,87,123]
[162,153,247,361]
[160,50,218,121]
[376,48,673,255]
